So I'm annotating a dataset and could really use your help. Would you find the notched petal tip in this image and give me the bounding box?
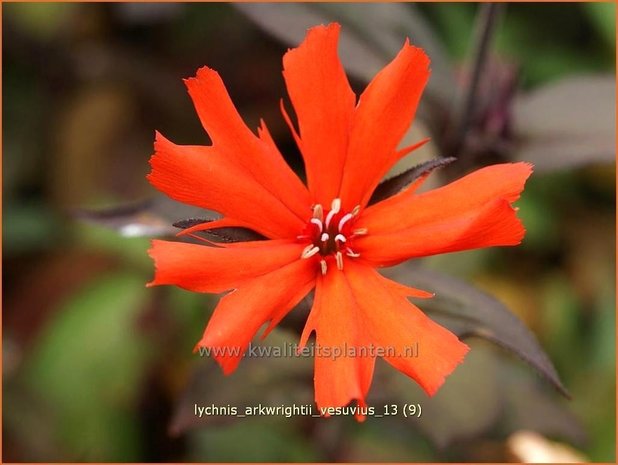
[301,22,341,43]
[282,22,343,73]
[183,65,219,87]
[400,39,431,69]
[191,341,202,355]
[145,239,165,287]
[148,132,173,174]
[423,341,471,398]
[193,340,239,375]
[503,161,535,203]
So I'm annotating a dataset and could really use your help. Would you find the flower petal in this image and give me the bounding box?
[300,269,375,413]
[185,67,311,220]
[380,276,434,299]
[148,133,304,239]
[339,41,430,210]
[356,163,533,266]
[282,23,356,205]
[344,260,469,396]
[196,257,317,374]
[147,239,306,293]
[357,199,525,266]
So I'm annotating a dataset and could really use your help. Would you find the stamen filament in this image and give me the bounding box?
[320,259,328,275]
[301,245,320,259]
[335,251,344,270]
[312,204,324,222]
[325,198,341,227]
[337,213,353,232]
[310,218,323,232]
[346,248,360,258]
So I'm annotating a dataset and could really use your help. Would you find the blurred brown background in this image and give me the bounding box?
[3,2,616,462]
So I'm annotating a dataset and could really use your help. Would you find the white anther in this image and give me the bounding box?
[335,251,344,270]
[337,213,353,232]
[334,234,346,243]
[353,228,368,236]
[301,245,320,259]
[346,248,361,258]
[351,205,361,216]
[320,232,330,242]
[310,218,323,232]
[324,198,341,228]
[320,259,328,275]
[312,204,324,222]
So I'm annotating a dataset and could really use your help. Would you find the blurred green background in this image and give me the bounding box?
[3,2,615,462]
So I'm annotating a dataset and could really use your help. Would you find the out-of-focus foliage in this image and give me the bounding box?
[512,75,615,171]
[3,3,615,463]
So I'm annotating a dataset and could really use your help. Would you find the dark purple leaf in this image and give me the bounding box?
[500,365,586,447]
[512,74,615,172]
[384,265,569,398]
[172,218,265,243]
[368,157,456,205]
[372,340,583,449]
[235,2,455,111]
[370,342,502,449]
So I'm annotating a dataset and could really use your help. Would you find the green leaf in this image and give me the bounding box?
[22,272,153,461]
[5,3,76,40]
[3,202,60,255]
[512,74,616,172]
[583,3,616,50]
[188,419,319,462]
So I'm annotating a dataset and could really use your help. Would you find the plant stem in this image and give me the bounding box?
[451,3,504,153]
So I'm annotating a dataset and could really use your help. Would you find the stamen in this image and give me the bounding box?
[301,245,320,259]
[337,213,353,232]
[310,218,323,232]
[346,248,360,258]
[324,198,341,228]
[301,200,364,264]
[335,251,344,270]
[312,204,324,222]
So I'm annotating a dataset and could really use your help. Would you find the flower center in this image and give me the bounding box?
[297,198,366,274]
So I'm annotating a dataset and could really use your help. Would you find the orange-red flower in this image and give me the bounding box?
[147,23,532,417]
